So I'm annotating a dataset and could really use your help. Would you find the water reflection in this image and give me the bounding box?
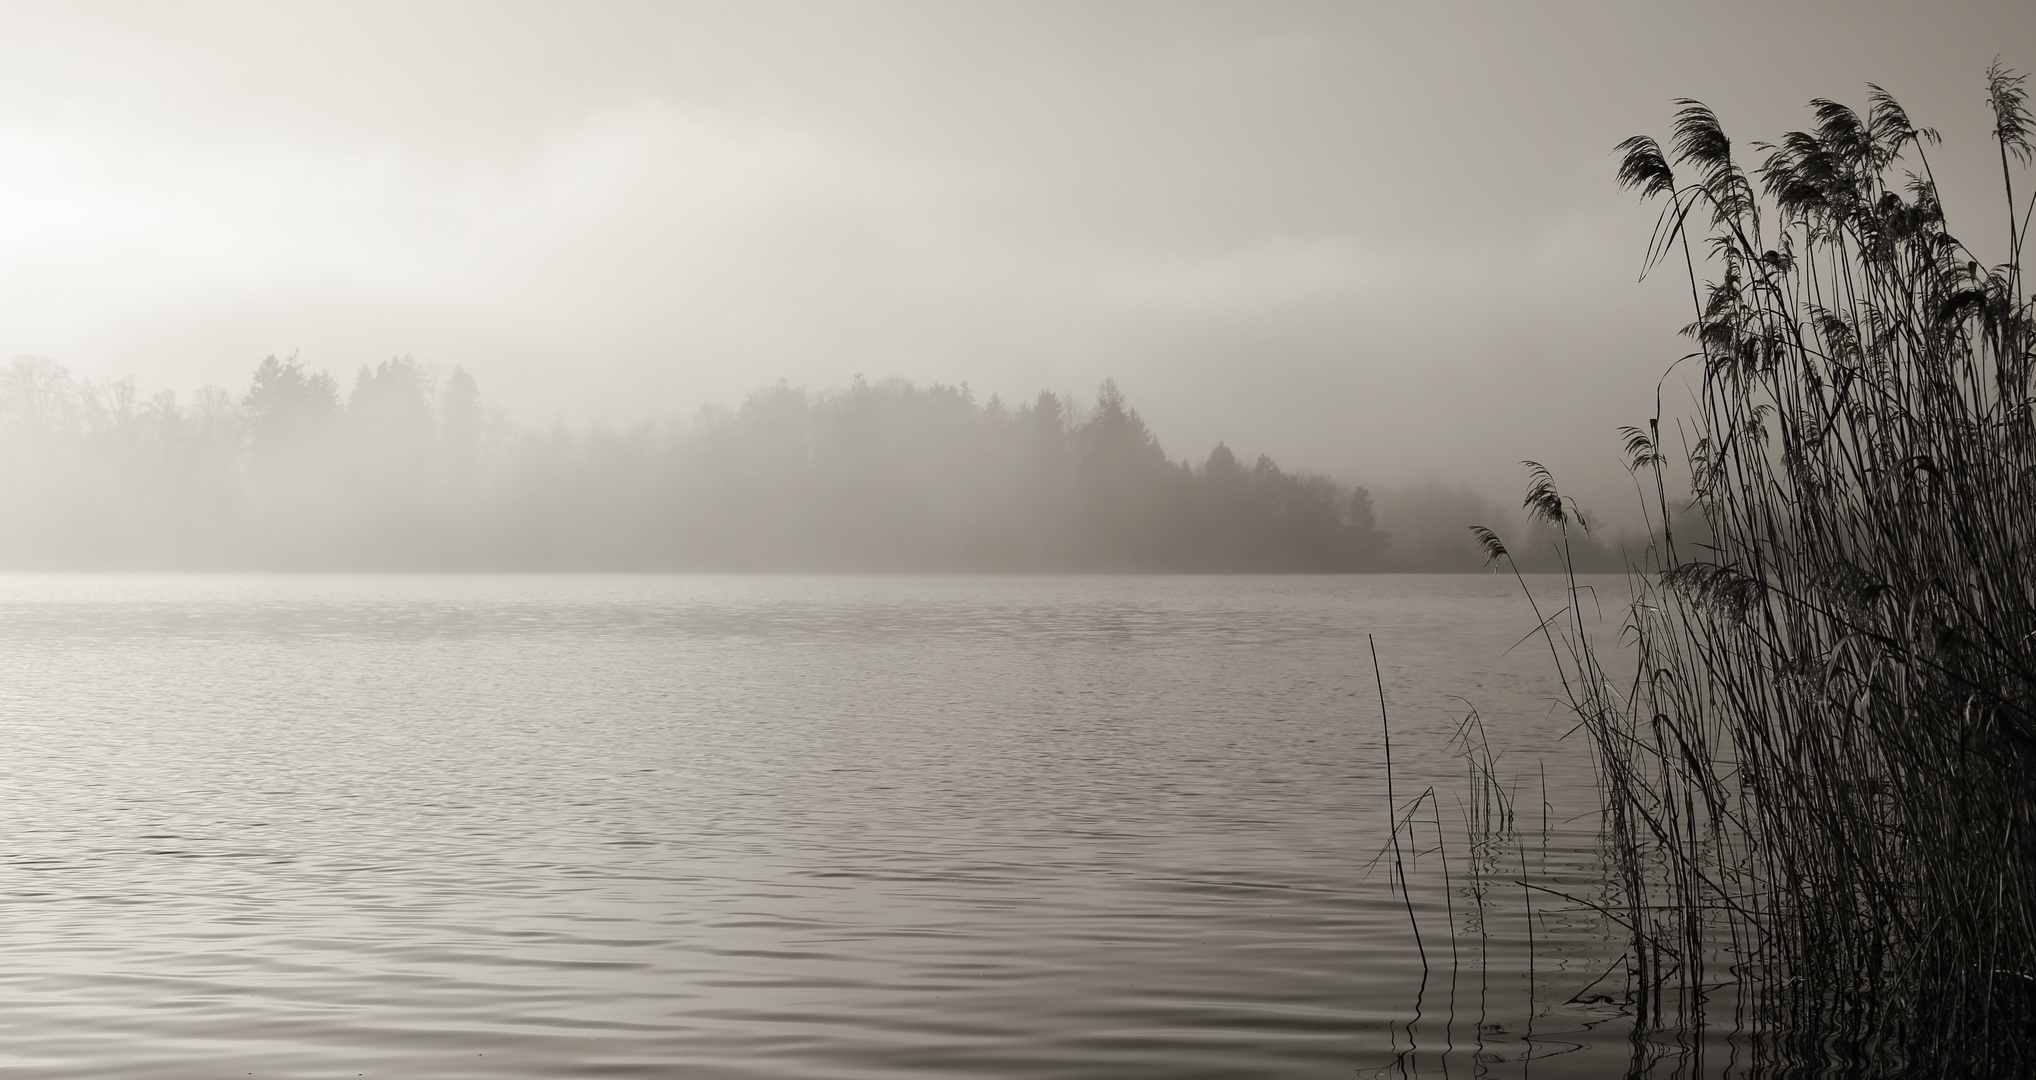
[1361,727,1775,1080]
[0,573,1639,1078]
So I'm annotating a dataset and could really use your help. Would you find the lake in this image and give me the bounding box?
[0,573,1645,1078]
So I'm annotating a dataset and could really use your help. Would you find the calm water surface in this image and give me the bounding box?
[0,574,1641,1078]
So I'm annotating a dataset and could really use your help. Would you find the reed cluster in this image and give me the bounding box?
[1487,66,2036,1073]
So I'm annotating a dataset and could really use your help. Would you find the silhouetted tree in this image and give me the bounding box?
[440,365,482,476]
[244,353,340,458]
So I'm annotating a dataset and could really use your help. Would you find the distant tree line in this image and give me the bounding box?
[0,356,1399,571]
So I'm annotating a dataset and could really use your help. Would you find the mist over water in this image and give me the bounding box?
[8,4,2029,1075]
[0,573,1630,1078]
[0,355,1634,573]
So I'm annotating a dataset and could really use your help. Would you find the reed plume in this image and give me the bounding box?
[1501,64,2036,1074]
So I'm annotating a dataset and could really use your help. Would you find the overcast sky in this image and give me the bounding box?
[1,0,2030,517]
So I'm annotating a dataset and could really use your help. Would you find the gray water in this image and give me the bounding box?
[0,574,1639,1078]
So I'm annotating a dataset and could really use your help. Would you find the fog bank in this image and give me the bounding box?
[0,355,1638,572]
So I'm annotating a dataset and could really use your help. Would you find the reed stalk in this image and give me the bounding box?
[1489,64,2036,1075]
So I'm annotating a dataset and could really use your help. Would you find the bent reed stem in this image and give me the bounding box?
[1475,65,2036,1076]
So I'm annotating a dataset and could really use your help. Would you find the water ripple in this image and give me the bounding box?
[0,573,1626,1078]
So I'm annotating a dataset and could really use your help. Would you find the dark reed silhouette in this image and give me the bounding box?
[0,362,1396,572]
[1476,64,2035,1075]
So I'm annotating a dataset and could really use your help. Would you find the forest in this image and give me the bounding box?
[0,355,1437,571]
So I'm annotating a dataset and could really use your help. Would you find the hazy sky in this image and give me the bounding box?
[2,0,2030,517]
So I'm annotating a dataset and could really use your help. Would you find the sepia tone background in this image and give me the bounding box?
[0,0,2029,555]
